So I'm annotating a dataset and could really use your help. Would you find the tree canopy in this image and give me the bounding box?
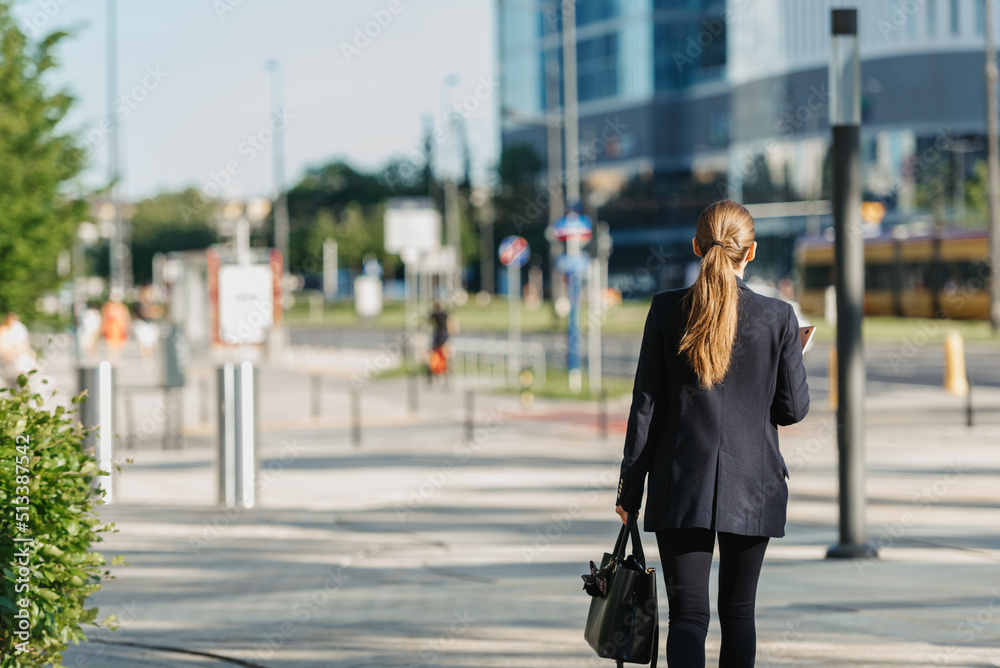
[287,159,425,274]
[0,4,86,317]
[128,188,217,284]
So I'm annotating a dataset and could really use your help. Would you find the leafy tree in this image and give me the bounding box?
[914,150,953,224]
[377,157,427,199]
[299,207,338,276]
[331,202,388,271]
[492,143,548,266]
[129,189,217,284]
[286,154,486,281]
[288,159,428,274]
[0,378,123,667]
[963,159,990,228]
[497,143,542,189]
[287,161,389,221]
[287,162,387,272]
[0,4,86,317]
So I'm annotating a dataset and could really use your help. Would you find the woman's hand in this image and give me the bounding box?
[615,505,629,524]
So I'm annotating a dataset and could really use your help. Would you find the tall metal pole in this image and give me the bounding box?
[984,0,1000,331]
[545,48,567,311]
[445,179,461,303]
[589,222,611,397]
[323,239,338,301]
[107,0,123,296]
[566,235,583,394]
[562,2,580,206]
[480,196,495,294]
[545,45,566,308]
[441,75,463,304]
[544,57,565,218]
[587,257,601,396]
[508,264,521,387]
[562,2,584,393]
[266,60,290,291]
[827,8,876,560]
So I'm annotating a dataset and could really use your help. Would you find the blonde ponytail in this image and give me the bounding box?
[678,200,756,388]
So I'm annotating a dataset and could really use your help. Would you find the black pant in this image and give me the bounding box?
[655,528,769,668]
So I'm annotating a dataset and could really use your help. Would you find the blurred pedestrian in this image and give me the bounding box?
[426,300,457,386]
[80,303,103,360]
[614,200,810,667]
[0,312,38,387]
[101,290,131,363]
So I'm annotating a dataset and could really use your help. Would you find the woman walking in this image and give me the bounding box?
[614,200,810,667]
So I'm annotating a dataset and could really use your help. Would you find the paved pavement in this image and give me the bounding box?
[30,339,1000,667]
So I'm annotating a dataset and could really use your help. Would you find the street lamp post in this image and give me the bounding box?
[545,35,566,311]
[562,1,580,206]
[984,0,1000,331]
[106,0,127,297]
[589,222,612,398]
[265,59,290,295]
[827,8,877,560]
[561,1,585,394]
[441,74,463,306]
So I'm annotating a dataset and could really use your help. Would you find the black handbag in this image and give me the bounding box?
[583,514,659,667]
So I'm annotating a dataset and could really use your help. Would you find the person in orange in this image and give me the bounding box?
[101,291,132,362]
[426,301,457,386]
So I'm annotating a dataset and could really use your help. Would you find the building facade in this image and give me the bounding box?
[498,0,994,294]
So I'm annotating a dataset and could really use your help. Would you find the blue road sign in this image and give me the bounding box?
[556,253,590,276]
[553,212,593,241]
[499,235,530,267]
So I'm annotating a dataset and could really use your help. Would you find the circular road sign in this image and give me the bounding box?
[553,212,593,242]
[499,235,530,267]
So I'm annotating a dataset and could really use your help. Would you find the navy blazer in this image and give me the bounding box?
[616,276,810,538]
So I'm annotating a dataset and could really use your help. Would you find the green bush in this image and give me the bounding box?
[0,375,121,667]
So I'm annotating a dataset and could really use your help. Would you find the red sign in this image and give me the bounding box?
[499,235,530,267]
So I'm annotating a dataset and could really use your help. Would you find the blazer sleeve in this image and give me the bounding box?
[616,297,666,512]
[770,303,810,426]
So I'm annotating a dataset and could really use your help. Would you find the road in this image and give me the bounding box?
[288,324,1000,388]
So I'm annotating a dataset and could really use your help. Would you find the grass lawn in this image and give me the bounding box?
[521,368,635,400]
[287,297,999,345]
[285,295,654,335]
[810,315,1000,344]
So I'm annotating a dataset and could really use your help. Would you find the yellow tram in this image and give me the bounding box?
[795,228,992,319]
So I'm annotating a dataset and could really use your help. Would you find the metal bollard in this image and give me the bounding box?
[407,371,418,414]
[311,373,321,419]
[598,386,608,440]
[464,389,475,442]
[78,362,115,503]
[966,373,974,428]
[351,385,362,446]
[217,361,257,509]
[163,387,184,450]
[828,346,838,411]
[200,378,210,425]
[124,392,137,451]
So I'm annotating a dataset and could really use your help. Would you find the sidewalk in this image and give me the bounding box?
[46,346,1000,667]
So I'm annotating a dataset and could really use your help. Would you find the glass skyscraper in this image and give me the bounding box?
[498,0,994,293]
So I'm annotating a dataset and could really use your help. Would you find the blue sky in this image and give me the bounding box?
[14,0,497,201]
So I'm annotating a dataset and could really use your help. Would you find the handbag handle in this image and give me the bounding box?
[613,514,646,569]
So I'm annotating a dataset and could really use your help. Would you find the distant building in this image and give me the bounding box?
[498,0,993,294]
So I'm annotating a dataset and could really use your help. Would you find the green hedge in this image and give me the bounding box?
[0,375,121,667]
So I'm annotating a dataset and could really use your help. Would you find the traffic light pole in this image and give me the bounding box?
[827,8,876,560]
